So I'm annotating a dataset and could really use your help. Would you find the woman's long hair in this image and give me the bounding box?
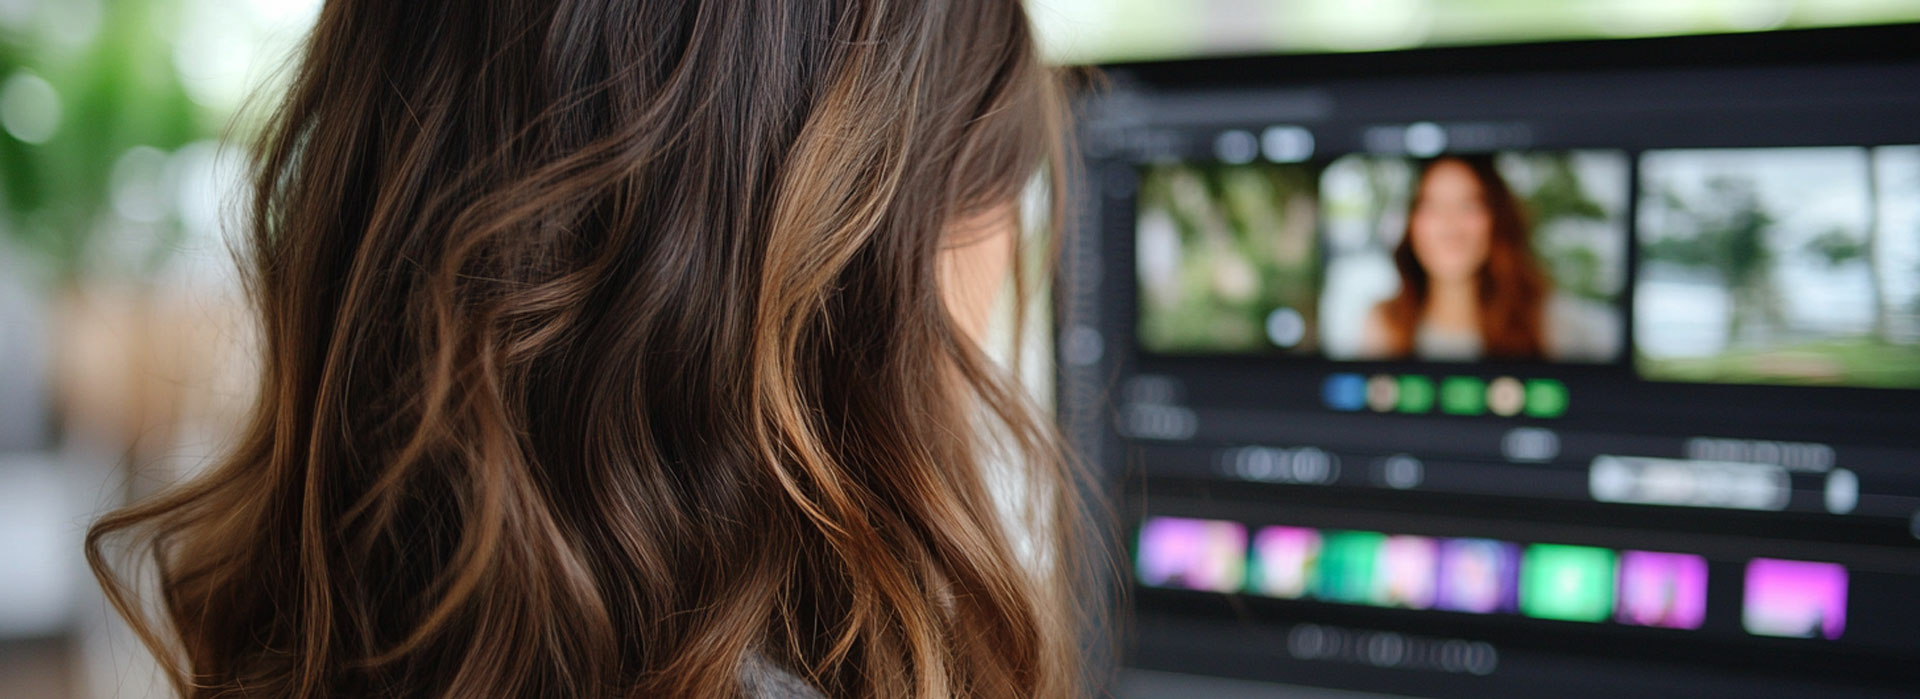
[1378,155,1548,360]
[86,1,1092,697]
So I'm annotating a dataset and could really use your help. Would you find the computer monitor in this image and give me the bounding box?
[1060,26,1920,698]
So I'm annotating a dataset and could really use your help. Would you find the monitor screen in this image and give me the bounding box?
[1061,26,1920,698]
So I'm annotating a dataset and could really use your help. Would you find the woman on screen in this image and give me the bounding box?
[1362,155,1550,361]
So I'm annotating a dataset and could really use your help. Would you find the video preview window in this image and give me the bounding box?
[1320,152,1627,363]
[1136,151,1628,364]
[1636,147,1920,389]
[1135,163,1321,354]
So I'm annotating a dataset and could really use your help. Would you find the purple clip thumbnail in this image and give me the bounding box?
[1137,517,1248,593]
[1744,558,1847,640]
[1435,538,1520,614]
[1617,551,1708,629]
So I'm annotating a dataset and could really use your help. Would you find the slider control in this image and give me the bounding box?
[1589,455,1790,511]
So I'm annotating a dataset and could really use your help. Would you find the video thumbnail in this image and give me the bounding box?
[1377,535,1440,608]
[1616,550,1708,630]
[1519,544,1616,623]
[1315,530,1386,604]
[1320,151,1628,362]
[1743,558,1847,640]
[1248,525,1321,599]
[1636,146,1920,389]
[1136,162,1321,354]
[1436,538,1520,614]
[1135,516,1248,593]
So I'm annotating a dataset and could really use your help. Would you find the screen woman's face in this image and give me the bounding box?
[1408,159,1493,284]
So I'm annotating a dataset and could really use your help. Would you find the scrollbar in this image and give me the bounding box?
[1589,455,1790,511]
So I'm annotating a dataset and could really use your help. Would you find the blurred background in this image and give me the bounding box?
[3,1,1919,697]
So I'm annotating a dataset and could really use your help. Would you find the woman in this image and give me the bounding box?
[86,2,1092,698]
[1362,155,1550,361]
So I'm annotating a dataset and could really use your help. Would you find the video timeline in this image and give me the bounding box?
[1137,515,1848,640]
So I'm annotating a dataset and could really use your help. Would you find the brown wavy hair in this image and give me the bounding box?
[1378,155,1548,360]
[86,1,1093,697]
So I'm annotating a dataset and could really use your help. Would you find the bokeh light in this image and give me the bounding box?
[0,71,60,143]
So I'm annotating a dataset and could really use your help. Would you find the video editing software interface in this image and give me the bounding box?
[1060,29,1920,697]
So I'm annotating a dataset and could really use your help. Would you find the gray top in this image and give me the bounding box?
[1409,293,1622,362]
[741,653,827,699]
[1413,322,1481,361]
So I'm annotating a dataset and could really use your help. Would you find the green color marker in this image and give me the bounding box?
[1440,376,1487,415]
[1524,379,1569,418]
[1396,375,1435,414]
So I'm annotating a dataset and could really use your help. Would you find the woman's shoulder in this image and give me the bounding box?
[1543,292,1622,361]
[741,652,826,699]
[1357,301,1396,356]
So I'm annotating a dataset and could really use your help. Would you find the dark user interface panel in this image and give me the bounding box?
[1061,28,1920,698]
